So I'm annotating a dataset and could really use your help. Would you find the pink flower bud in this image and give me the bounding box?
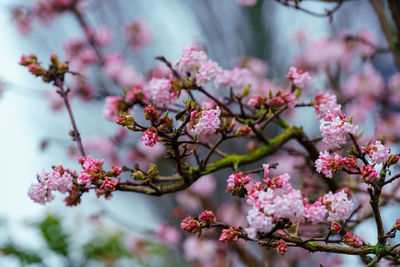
[19,54,37,66]
[100,177,119,191]
[330,222,342,234]
[236,125,252,137]
[275,240,288,255]
[27,64,45,76]
[343,232,363,247]
[180,216,200,233]
[219,227,239,243]
[144,105,158,121]
[361,165,378,184]
[198,210,216,227]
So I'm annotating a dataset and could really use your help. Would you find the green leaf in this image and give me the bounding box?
[83,234,130,263]
[1,243,42,264]
[38,215,69,256]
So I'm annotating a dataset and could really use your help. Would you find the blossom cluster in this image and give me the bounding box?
[315,151,357,178]
[226,163,354,239]
[28,164,74,204]
[319,112,358,147]
[286,66,311,88]
[180,210,216,233]
[190,106,221,136]
[363,140,390,164]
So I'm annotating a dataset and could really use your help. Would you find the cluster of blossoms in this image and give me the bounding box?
[219,227,239,243]
[141,127,160,147]
[247,89,297,109]
[28,164,74,204]
[360,165,378,184]
[227,163,354,239]
[315,151,357,178]
[123,18,153,51]
[286,67,311,88]
[12,0,82,35]
[145,76,177,106]
[275,240,288,256]
[173,45,223,87]
[103,96,124,121]
[226,172,251,196]
[28,156,122,205]
[319,112,358,147]
[293,28,377,72]
[190,107,221,136]
[342,232,363,247]
[363,140,390,164]
[304,190,353,223]
[180,210,216,233]
[314,92,341,120]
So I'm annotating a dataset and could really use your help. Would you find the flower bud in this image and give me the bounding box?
[132,170,144,180]
[275,240,288,255]
[19,54,37,66]
[330,222,342,234]
[27,64,45,76]
[50,54,59,68]
[180,216,200,233]
[144,105,157,121]
[147,163,159,178]
[236,125,252,137]
[198,210,216,227]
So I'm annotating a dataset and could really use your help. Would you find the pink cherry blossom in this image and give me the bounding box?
[366,140,390,164]
[322,191,353,222]
[314,92,341,119]
[190,107,221,136]
[361,165,378,184]
[27,183,54,204]
[196,60,222,85]
[226,172,251,195]
[315,151,343,178]
[180,216,200,233]
[103,96,123,121]
[155,223,181,246]
[198,210,216,226]
[303,200,327,224]
[343,232,363,247]
[215,67,254,92]
[330,222,342,234]
[320,112,358,147]
[173,45,208,75]
[286,66,311,88]
[124,18,153,51]
[275,240,288,255]
[145,77,176,107]
[77,156,105,188]
[264,173,291,190]
[141,128,160,147]
[100,177,119,191]
[341,63,384,98]
[219,227,239,243]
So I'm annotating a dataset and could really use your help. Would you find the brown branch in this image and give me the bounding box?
[54,77,86,157]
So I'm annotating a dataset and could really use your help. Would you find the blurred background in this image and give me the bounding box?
[0,0,398,266]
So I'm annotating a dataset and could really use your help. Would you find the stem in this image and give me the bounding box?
[55,77,86,157]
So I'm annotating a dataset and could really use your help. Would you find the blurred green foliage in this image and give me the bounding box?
[0,214,185,267]
[38,215,69,256]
